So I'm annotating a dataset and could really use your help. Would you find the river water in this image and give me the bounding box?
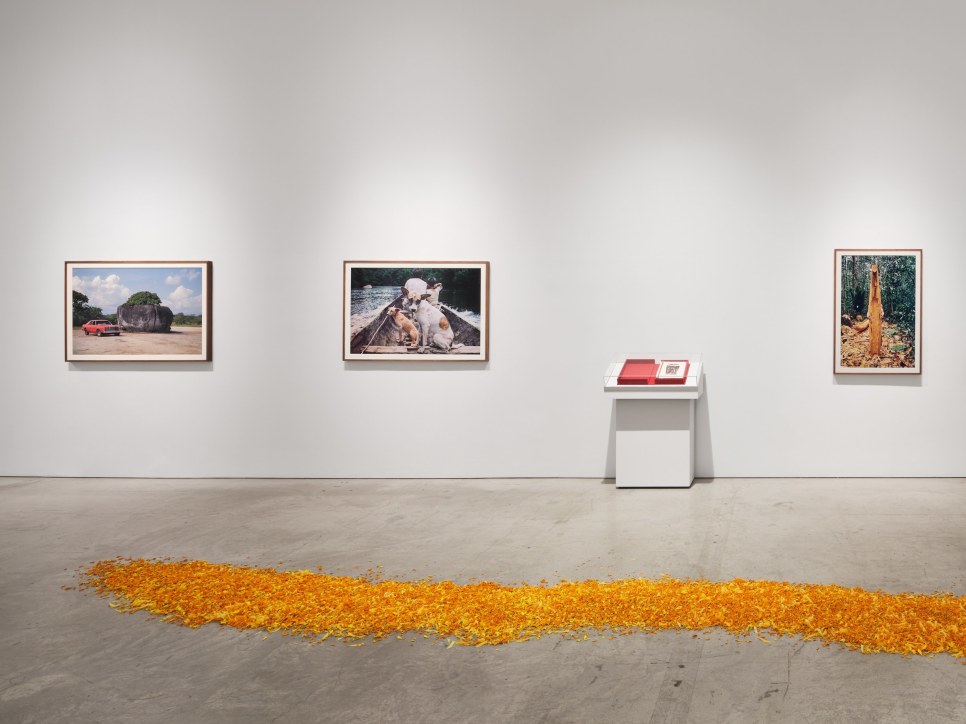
[349,286,482,336]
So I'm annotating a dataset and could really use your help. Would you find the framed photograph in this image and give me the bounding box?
[66,261,212,362]
[343,261,489,361]
[834,249,921,374]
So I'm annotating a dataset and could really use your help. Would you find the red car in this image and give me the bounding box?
[81,319,122,336]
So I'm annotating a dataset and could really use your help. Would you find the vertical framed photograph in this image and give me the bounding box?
[343,261,489,361]
[834,249,921,374]
[66,261,213,362]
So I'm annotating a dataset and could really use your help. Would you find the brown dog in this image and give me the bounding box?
[387,307,419,347]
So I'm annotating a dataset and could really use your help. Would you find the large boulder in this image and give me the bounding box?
[117,304,173,332]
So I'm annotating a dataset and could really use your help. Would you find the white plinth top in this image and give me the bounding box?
[603,356,705,400]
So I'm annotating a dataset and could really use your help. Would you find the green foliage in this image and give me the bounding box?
[840,254,918,335]
[352,268,407,288]
[73,290,88,311]
[172,313,203,327]
[125,291,162,306]
[850,285,865,318]
[352,267,481,290]
[71,290,103,326]
[351,267,483,312]
[880,256,918,330]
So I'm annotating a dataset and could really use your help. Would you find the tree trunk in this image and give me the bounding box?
[868,263,884,356]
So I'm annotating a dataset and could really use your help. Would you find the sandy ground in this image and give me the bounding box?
[71,326,203,355]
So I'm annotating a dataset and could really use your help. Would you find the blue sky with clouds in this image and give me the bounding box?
[72,266,204,315]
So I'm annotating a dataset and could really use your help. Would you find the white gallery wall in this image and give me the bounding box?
[2,0,966,479]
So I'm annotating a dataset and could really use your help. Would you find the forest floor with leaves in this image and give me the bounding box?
[840,322,915,369]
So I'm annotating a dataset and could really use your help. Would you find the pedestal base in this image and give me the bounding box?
[615,398,695,488]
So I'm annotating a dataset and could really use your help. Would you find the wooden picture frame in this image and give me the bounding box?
[66,261,213,362]
[834,249,921,374]
[343,261,489,362]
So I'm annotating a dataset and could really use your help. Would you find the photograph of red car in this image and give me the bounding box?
[80,320,122,337]
[66,261,212,362]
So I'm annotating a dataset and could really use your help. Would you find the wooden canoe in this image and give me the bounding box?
[349,297,482,355]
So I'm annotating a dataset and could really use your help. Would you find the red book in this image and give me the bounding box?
[617,358,659,385]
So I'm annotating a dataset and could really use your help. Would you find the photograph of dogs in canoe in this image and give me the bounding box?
[344,261,488,361]
[834,249,921,374]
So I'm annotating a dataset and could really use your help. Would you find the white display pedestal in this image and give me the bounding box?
[603,357,704,489]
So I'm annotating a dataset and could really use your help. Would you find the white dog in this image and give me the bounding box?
[409,292,459,351]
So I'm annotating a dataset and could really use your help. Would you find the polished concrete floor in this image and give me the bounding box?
[2,476,966,723]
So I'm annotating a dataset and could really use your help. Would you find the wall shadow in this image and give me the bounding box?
[604,373,714,480]
[832,374,922,387]
[605,401,616,478]
[343,361,489,372]
[694,373,714,478]
[68,362,214,372]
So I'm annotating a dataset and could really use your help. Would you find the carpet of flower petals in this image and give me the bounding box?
[77,558,966,655]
